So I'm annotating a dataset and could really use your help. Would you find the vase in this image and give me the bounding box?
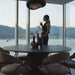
[33,35,35,43]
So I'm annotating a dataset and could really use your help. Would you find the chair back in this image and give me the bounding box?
[0,47,9,54]
[43,52,70,64]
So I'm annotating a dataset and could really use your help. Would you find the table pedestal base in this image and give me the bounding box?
[25,52,49,72]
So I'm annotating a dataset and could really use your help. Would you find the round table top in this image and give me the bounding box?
[3,45,71,53]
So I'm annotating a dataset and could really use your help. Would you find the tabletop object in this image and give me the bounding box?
[3,45,71,53]
[31,33,43,49]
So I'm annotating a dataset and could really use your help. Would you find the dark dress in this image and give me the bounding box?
[42,20,50,45]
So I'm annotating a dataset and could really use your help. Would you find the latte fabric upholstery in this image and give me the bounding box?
[70,53,75,59]
[40,52,70,75]
[0,47,10,69]
[43,52,70,64]
[40,63,69,75]
[61,53,75,75]
[0,47,9,54]
[0,52,22,73]
[62,60,75,68]
[1,63,27,75]
[0,53,22,64]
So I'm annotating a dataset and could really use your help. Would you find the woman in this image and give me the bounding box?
[40,15,51,45]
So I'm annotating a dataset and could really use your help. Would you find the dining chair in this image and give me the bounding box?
[40,63,69,75]
[0,47,10,70]
[70,53,75,59]
[0,47,9,54]
[0,47,29,75]
[0,52,23,75]
[0,52,22,64]
[1,63,28,75]
[43,52,70,64]
[40,52,70,75]
[61,53,75,75]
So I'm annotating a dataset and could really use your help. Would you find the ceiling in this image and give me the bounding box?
[18,0,73,4]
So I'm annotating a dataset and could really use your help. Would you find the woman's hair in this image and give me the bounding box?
[44,15,49,20]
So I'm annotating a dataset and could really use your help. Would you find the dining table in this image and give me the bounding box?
[3,45,71,53]
[3,45,71,74]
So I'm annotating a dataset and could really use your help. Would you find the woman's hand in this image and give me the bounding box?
[40,22,43,26]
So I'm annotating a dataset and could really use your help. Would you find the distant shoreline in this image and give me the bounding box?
[0,38,75,40]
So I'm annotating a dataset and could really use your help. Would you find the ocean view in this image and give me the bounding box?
[0,39,75,56]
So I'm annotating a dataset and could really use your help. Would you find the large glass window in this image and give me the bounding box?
[0,0,16,47]
[66,1,75,55]
[18,1,27,45]
[30,3,63,45]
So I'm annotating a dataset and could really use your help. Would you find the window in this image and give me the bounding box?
[0,0,16,47]
[18,1,27,45]
[66,1,75,55]
[30,3,63,45]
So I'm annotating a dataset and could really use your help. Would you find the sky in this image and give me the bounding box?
[0,0,75,29]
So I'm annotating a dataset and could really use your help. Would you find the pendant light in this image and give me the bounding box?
[27,0,46,10]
